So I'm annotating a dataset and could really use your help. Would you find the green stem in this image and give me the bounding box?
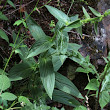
[2,50,14,75]
[24,0,39,22]
[2,28,21,75]
[67,0,74,15]
[95,62,110,110]
[2,0,8,11]
[38,0,52,9]
[6,107,22,110]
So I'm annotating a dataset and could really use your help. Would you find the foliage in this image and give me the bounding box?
[0,1,110,110]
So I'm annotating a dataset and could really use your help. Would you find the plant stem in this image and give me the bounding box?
[95,62,110,110]
[6,107,22,110]
[67,0,74,15]
[2,28,21,75]
[38,0,52,9]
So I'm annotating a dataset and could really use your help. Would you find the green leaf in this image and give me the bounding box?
[7,0,16,8]
[88,6,101,17]
[27,36,54,58]
[76,26,82,36]
[99,91,109,109]
[18,96,32,105]
[101,74,110,92]
[74,105,87,110]
[70,14,79,22]
[13,20,23,26]
[1,92,17,101]
[0,29,9,43]
[53,90,80,107]
[76,67,90,73]
[0,69,8,75]
[25,12,46,40]
[0,11,8,20]
[8,63,34,81]
[52,55,67,71]
[94,22,98,35]
[68,43,82,51]
[0,75,10,91]
[82,7,90,18]
[67,20,82,29]
[45,5,70,24]
[55,72,84,99]
[85,79,99,90]
[39,57,55,99]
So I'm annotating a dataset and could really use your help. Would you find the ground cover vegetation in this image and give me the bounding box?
[0,0,110,110]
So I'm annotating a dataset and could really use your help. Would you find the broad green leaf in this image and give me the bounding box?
[0,29,9,43]
[8,63,34,81]
[1,92,17,101]
[12,32,36,65]
[0,75,10,91]
[45,5,70,24]
[85,79,99,90]
[0,11,8,20]
[67,20,82,28]
[101,74,110,92]
[76,67,89,73]
[82,7,90,18]
[7,0,16,8]
[39,57,55,99]
[76,66,95,74]
[52,55,67,71]
[70,14,79,22]
[76,26,82,36]
[56,31,69,54]
[18,96,32,105]
[68,43,82,51]
[25,12,46,40]
[99,91,109,109]
[53,90,80,107]
[88,6,101,17]
[55,72,84,99]
[94,22,98,35]
[15,49,23,55]
[27,36,54,58]
[74,105,87,110]
[0,69,8,75]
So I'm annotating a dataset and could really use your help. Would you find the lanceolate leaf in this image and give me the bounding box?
[0,75,11,91]
[45,5,70,24]
[25,12,46,40]
[70,14,79,22]
[39,57,55,99]
[55,72,84,99]
[1,92,17,101]
[101,74,110,92]
[94,22,98,35]
[85,79,99,90]
[0,29,9,43]
[18,96,32,105]
[74,106,87,110]
[88,6,101,17]
[0,11,8,20]
[82,7,90,18]
[7,0,16,8]
[8,63,34,81]
[99,91,109,109]
[53,90,80,107]
[52,55,67,71]
[27,36,54,58]
[67,20,82,29]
